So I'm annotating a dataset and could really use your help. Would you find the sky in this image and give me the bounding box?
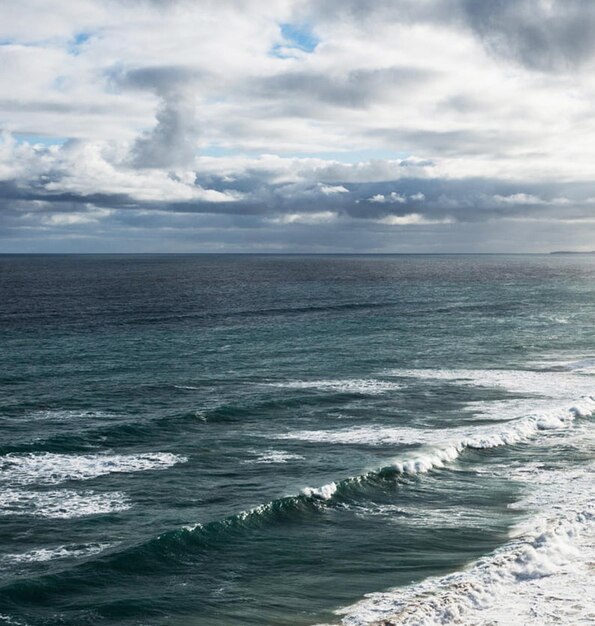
[1,0,595,253]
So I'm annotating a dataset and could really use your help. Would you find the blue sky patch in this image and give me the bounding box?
[270,22,318,58]
[15,134,68,147]
[69,32,91,55]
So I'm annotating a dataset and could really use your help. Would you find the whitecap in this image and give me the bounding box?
[266,379,401,394]
[302,482,337,501]
[387,367,593,398]
[244,450,305,464]
[4,543,110,564]
[0,452,187,485]
[0,489,130,518]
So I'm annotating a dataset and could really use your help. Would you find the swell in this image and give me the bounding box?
[37,299,399,329]
[1,396,592,605]
[0,490,329,606]
[0,388,374,454]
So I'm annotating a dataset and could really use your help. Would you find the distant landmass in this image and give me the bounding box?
[550,250,595,255]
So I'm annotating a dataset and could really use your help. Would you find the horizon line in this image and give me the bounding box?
[2,251,593,256]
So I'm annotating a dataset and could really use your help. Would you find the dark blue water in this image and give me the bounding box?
[1,254,594,625]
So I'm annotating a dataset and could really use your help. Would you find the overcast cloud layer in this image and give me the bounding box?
[1,0,595,252]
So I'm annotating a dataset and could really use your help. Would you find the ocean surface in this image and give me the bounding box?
[0,254,593,626]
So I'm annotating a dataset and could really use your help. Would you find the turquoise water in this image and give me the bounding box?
[0,254,593,625]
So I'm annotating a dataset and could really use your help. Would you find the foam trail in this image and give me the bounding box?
[267,379,401,394]
[19,410,115,422]
[388,368,593,398]
[244,450,305,464]
[0,489,130,518]
[273,426,425,446]
[3,543,110,564]
[0,452,187,485]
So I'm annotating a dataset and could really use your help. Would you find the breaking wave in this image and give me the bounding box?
[333,456,595,626]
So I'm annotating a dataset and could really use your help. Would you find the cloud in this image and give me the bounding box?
[269,210,337,224]
[461,0,595,72]
[1,1,595,252]
[130,95,200,169]
[255,65,434,109]
[376,213,453,226]
[318,183,349,195]
[369,192,406,204]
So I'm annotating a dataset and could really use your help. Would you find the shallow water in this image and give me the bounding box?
[0,254,593,625]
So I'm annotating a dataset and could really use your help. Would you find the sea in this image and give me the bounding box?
[0,253,593,626]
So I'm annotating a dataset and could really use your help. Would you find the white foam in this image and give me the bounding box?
[3,543,110,564]
[388,368,593,398]
[0,452,187,485]
[462,398,551,421]
[11,409,114,423]
[323,362,595,626]
[267,379,402,394]
[272,396,595,479]
[244,450,305,464]
[273,426,425,446]
[335,460,595,626]
[302,482,338,501]
[0,489,130,518]
[395,397,594,475]
[0,615,24,625]
[547,357,595,374]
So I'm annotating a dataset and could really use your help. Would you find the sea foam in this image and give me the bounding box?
[0,489,130,518]
[275,396,595,480]
[334,460,595,626]
[387,367,592,398]
[0,451,187,485]
[244,449,305,464]
[3,542,110,564]
[315,365,595,626]
[267,379,402,394]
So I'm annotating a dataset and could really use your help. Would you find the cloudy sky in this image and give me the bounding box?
[1,0,595,253]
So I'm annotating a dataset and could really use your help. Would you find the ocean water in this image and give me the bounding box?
[0,254,593,626]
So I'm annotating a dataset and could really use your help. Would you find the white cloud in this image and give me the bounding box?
[318,183,349,195]
[269,211,338,225]
[377,213,453,226]
[369,192,407,204]
[492,193,545,205]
